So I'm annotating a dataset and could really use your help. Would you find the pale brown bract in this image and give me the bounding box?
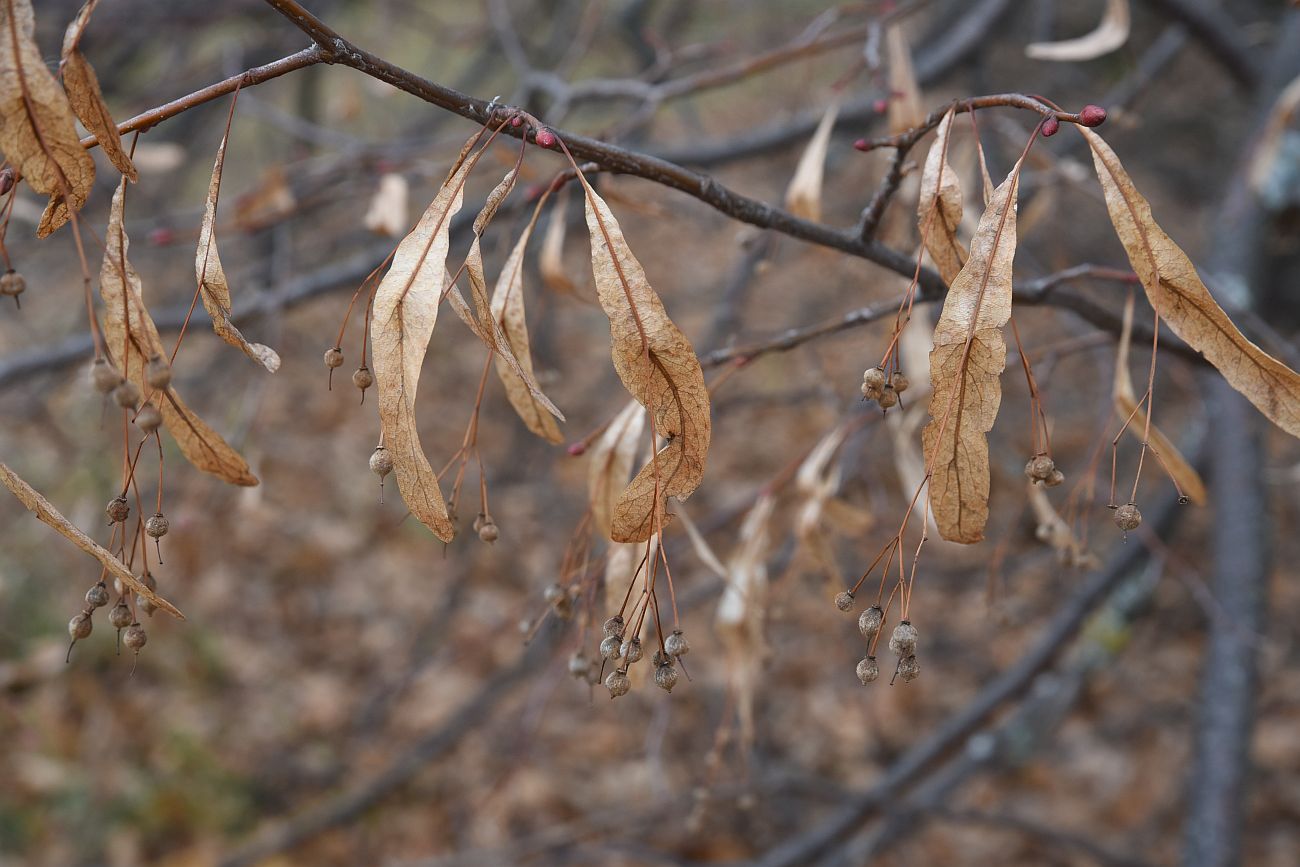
[60,0,136,183]
[0,0,95,237]
[587,399,645,539]
[369,154,471,542]
[1082,127,1300,439]
[100,180,258,487]
[579,177,711,543]
[922,166,1020,544]
[195,115,281,372]
[0,463,183,618]
[917,106,966,285]
[784,97,839,223]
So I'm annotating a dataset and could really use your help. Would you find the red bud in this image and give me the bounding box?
[1079,104,1107,127]
[566,442,586,457]
[872,98,888,114]
[1041,117,1060,137]
[535,129,557,148]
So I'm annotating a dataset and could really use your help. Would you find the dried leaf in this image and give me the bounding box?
[540,187,581,297]
[457,175,563,424]
[0,463,184,619]
[60,0,135,181]
[195,122,281,372]
[1026,482,1098,569]
[363,172,409,236]
[885,24,924,134]
[1082,127,1300,439]
[1027,0,1130,62]
[580,177,712,543]
[587,400,645,539]
[490,205,563,443]
[369,153,472,541]
[232,164,295,231]
[922,165,1021,543]
[0,0,96,237]
[1114,295,1207,505]
[100,180,258,487]
[784,97,840,222]
[917,107,966,284]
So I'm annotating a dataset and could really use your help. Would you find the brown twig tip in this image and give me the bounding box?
[1079,104,1107,127]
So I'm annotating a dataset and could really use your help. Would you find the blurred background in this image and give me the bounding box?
[1,1,1299,865]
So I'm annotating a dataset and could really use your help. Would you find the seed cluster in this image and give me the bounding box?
[840,592,921,687]
[1024,453,1065,487]
[861,367,909,411]
[589,613,686,699]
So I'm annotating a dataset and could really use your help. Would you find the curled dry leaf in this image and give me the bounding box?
[580,176,712,543]
[1025,481,1097,569]
[455,171,563,425]
[1026,0,1130,62]
[1082,127,1300,439]
[922,165,1021,544]
[885,23,924,135]
[490,202,563,443]
[587,399,645,539]
[369,150,473,541]
[195,120,281,372]
[0,463,184,619]
[0,0,95,237]
[364,172,409,236]
[784,97,840,222]
[1114,295,1207,505]
[917,106,966,284]
[716,492,775,753]
[60,0,136,182]
[794,424,849,584]
[100,180,258,487]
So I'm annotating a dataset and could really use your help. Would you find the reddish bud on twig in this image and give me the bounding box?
[566,442,586,457]
[853,139,870,152]
[872,98,888,114]
[148,227,175,246]
[1079,104,1107,127]
[1041,116,1060,137]
[510,115,523,127]
[535,128,557,148]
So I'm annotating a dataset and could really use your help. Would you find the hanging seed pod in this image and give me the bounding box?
[652,649,671,668]
[1114,503,1142,532]
[897,654,920,682]
[144,354,172,389]
[68,611,93,640]
[135,403,163,434]
[605,668,630,698]
[621,637,644,664]
[568,652,592,681]
[862,367,886,394]
[369,446,394,480]
[106,495,129,524]
[599,634,623,661]
[112,380,141,409]
[834,590,855,612]
[877,387,898,409]
[91,357,123,394]
[889,621,918,656]
[602,615,625,639]
[655,662,679,693]
[145,513,169,539]
[109,601,133,629]
[665,629,690,658]
[1025,454,1056,482]
[0,269,25,299]
[856,655,879,685]
[123,622,147,651]
[352,366,374,392]
[478,519,499,543]
[136,571,158,617]
[324,347,344,369]
[890,371,910,394]
[1045,468,1066,488]
[85,582,109,609]
[858,605,883,642]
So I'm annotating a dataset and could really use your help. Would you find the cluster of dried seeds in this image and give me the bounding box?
[839,593,920,685]
[1024,453,1065,487]
[861,367,909,410]
[591,614,685,698]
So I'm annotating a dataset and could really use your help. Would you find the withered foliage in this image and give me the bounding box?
[59,0,135,182]
[917,106,966,284]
